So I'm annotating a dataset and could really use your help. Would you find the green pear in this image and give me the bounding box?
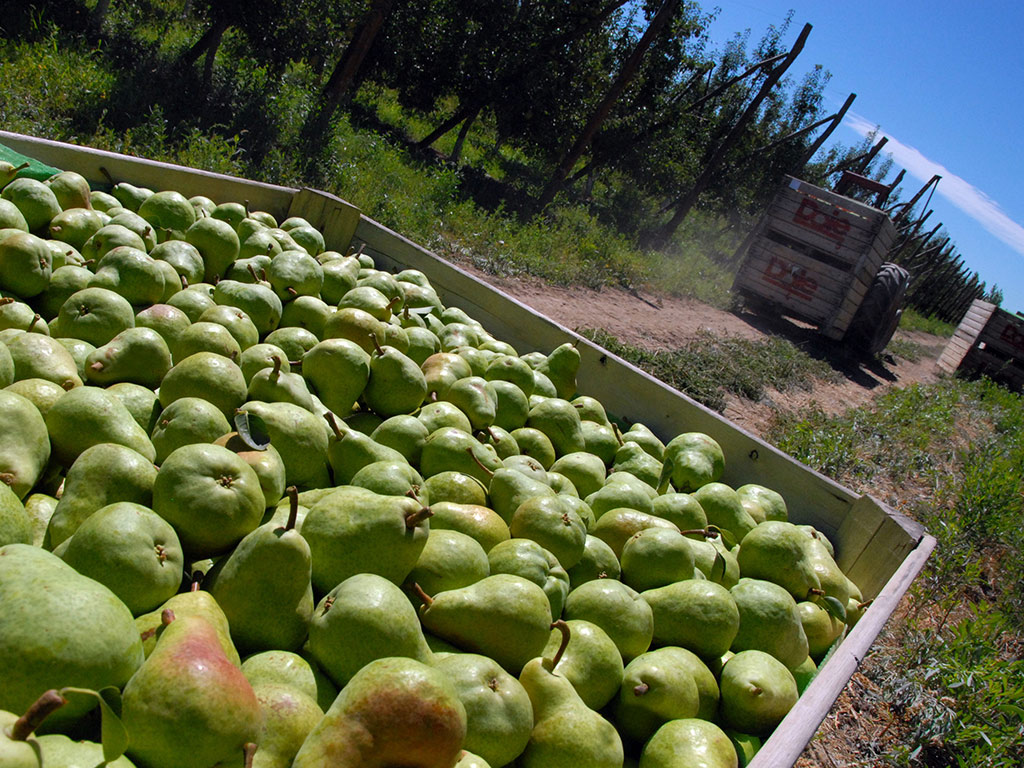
[0,544,144,730]
[730,578,810,670]
[121,612,261,768]
[620,527,696,591]
[643,579,740,660]
[585,480,655,520]
[509,426,557,469]
[248,355,315,411]
[111,182,153,212]
[292,656,466,768]
[421,470,488,506]
[159,351,247,418]
[718,649,799,737]
[535,342,580,400]
[433,653,533,768]
[172,319,244,363]
[137,189,197,237]
[246,683,322,768]
[214,431,288,509]
[429,500,509,552]
[85,326,172,388]
[21,492,56,547]
[204,503,313,654]
[6,332,81,390]
[421,351,473,399]
[418,574,553,674]
[59,501,184,616]
[150,396,231,464]
[526,398,585,457]
[213,278,283,336]
[321,306,386,354]
[51,336,94,381]
[614,648,701,744]
[0,197,29,232]
[517,627,624,768]
[0,481,31,546]
[300,485,431,591]
[509,494,587,570]
[736,520,822,601]
[549,451,606,499]
[0,233,52,298]
[418,398,473,434]
[612,441,663,489]
[540,619,623,711]
[308,572,432,687]
[241,650,323,703]
[736,483,788,523]
[45,442,157,548]
[622,421,666,460]
[488,538,570,619]
[52,286,135,347]
[45,385,155,467]
[323,415,404,485]
[4,378,64,417]
[693,481,757,543]
[0,694,67,766]
[440,375,496,431]
[47,207,108,252]
[406,528,489,598]
[266,250,323,300]
[563,578,653,661]
[419,427,503,488]
[107,381,162,434]
[36,264,92,320]
[484,354,535,398]
[369,413,430,464]
[651,491,707,532]
[1,178,60,233]
[319,256,360,304]
[0,298,47,334]
[790,653,818,693]
[181,216,239,282]
[487,466,556,524]
[639,718,738,768]
[152,442,265,557]
[362,340,427,417]
[663,432,725,492]
[279,294,332,337]
[81,223,147,264]
[89,246,165,306]
[166,282,216,321]
[134,590,240,665]
[567,534,621,587]
[590,507,678,558]
[297,338,370,418]
[797,600,844,661]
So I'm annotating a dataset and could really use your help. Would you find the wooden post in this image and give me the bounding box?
[893,174,941,225]
[649,22,813,246]
[796,92,856,171]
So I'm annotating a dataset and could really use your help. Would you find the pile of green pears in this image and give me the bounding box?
[0,161,871,768]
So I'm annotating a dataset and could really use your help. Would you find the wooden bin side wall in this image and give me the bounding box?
[938,299,1024,389]
[937,299,997,372]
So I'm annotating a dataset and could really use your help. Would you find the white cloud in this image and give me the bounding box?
[844,112,1024,257]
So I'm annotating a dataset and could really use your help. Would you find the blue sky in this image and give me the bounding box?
[702,1,1024,314]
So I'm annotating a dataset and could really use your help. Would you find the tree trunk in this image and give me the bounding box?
[417,100,482,150]
[89,0,111,35]
[450,106,481,164]
[181,17,228,72]
[537,0,682,211]
[302,0,395,150]
[649,22,812,247]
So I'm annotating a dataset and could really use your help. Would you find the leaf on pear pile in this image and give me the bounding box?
[60,686,128,763]
[821,595,848,623]
[711,550,727,583]
[234,410,271,451]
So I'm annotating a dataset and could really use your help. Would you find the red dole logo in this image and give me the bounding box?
[762,254,818,302]
[793,195,851,247]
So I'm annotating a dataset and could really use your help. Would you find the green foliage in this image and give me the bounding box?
[898,308,957,337]
[580,327,837,412]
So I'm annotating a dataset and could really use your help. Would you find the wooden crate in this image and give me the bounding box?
[937,299,1024,391]
[0,131,935,768]
[733,176,897,340]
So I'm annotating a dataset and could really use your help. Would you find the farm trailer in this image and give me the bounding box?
[937,298,1024,391]
[0,130,936,768]
[732,174,910,355]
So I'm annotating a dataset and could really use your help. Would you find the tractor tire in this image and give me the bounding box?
[844,263,910,355]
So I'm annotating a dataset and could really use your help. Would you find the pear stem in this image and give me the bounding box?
[550,620,571,668]
[0,298,12,306]
[270,355,283,378]
[859,599,874,611]
[180,274,188,289]
[633,683,650,697]
[411,582,433,607]
[247,263,260,282]
[323,411,345,440]
[285,486,299,532]
[680,527,719,540]
[243,742,257,768]
[405,506,433,528]
[808,588,826,599]
[161,609,176,627]
[464,447,494,479]
[11,689,66,741]
[386,296,402,314]
[370,333,384,356]
[28,314,42,332]
[612,422,624,446]
[287,286,298,297]
[12,161,30,174]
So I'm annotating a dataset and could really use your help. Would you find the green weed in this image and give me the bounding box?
[900,307,957,337]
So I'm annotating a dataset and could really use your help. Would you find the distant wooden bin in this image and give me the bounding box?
[733,176,897,340]
[937,299,1024,391]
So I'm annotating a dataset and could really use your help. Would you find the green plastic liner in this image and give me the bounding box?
[0,140,62,182]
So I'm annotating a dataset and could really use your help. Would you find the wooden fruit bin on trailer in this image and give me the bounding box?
[732,175,902,352]
[0,130,936,767]
[937,298,1024,391]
